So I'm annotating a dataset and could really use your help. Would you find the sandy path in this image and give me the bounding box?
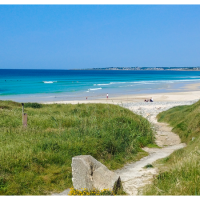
[115,101,197,195]
[52,100,197,196]
[115,144,186,195]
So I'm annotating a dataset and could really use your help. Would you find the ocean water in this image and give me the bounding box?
[0,69,200,102]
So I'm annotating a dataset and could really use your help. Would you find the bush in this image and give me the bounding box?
[24,102,43,108]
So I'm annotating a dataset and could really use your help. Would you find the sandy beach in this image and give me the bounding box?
[44,90,200,105]
[43,81,200,105]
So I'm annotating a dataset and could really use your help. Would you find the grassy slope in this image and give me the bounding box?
[0,101,154,195]
[143,100,200,195]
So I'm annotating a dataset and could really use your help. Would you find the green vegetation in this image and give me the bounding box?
[24,102,43,109]
[68,187,126,195]
[0,100,154,195]
[143,100,200,195]
[68,188,114,195]
[69,176,126,195]
[144,164,153,168]
[146,143,161,148]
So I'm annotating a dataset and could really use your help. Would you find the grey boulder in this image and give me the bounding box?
[72,155,118,191]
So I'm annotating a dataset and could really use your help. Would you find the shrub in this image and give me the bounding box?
[24,102,43,108]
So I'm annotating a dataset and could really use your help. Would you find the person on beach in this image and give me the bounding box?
[107,93,108,99]
[150,97,153,102]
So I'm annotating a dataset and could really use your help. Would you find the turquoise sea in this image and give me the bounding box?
[0,69,200,102]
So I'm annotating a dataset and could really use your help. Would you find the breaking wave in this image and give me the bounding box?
[43,81,57,84]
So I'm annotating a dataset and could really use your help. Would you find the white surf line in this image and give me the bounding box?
[115,101,197,195]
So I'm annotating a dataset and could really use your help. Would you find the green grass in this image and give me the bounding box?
[143,100,200,195]
[0,100,155,195]
[146,144,161,148]
[144,163,153,168]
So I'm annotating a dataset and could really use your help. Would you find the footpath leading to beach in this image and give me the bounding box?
[52,99,198,195]
[114,100,198,195]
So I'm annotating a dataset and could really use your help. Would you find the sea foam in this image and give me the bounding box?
[89,88,102,91]
[43,81,57,84]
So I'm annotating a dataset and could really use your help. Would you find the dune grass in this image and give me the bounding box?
[143,100,200,195]
[0,100,154,195]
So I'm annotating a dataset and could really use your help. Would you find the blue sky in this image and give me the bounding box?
[0,5,200,69]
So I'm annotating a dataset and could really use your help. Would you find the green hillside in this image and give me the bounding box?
[0,101,154,195]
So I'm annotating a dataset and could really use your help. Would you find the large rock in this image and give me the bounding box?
[72,155,119,191]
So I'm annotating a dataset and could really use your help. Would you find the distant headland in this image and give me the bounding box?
[74,67,200,71]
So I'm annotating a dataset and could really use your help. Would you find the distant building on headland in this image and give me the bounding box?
[73,67,200,71]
